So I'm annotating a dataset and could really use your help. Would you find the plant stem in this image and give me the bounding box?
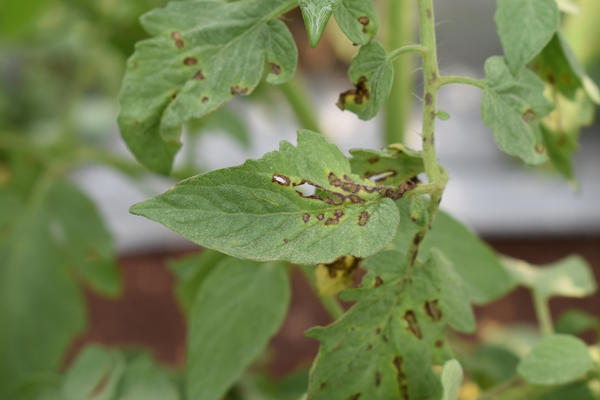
[437,75,485,89]
[387,45,427,62]
[533,292,554,336]
[279,75,321,133]
[298,265,345,320]
[406,0,447,266]
[384,0,416,145]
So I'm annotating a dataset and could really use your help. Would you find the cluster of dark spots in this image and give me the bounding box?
[375,371,381,387]
[271,173,290,186]
[325,209,345,226]
[425,92,433,105]
[357,15,370,33]
[269,62,281,75]
[435,339,444,348]
[522,108,536,122]
[374,276,383,287]
[230,85,248,95]
[392,356,409,399]
[424,299,442,321]
[283,238,289,243]
[367,156,380,164]
[363,169,398,183]
[321,256,360,280]
[349,394,362,400]
[329,172,420,201]
[171,31,184,48]
[358,211,370,227]
[193,70,205,80]
[337,76,370,109]
[201,96,209,103]
[317,213,325,221]
[404,310,423,339]
[292,177,361,205]
[183,57,197,66]
[302,213,310,223]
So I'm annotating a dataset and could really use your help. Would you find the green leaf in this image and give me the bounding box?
[463,345,519,389]
[441,360,463,400]
[118,0,298,174]
[299,0,378,47]
[436,110,450,121]
[495,0,559,73]
[555,310,599,337]
[131,130,409,264]
[392,200,516,304]
[45,180,121,297]
[517,334,594,385]
[481,56,553,165]
[118,354,179,400]
[168,250,226,315]
[306,250,474,400]
[61,345,125,400]
[349,144,425,187]
[503,255,596,299]
[186,257,290,400]
[337,40,393,120]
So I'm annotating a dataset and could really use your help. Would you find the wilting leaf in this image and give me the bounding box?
[518,334,593,385]
[118,0,298,174]
[495,0,559,73]
[337,40,393,120]
[349,144,424,187]
[131,130,416,265]
[186,258,290,400]
[481,56,553,165]
[306,250,474,400]
[299,0,378,47]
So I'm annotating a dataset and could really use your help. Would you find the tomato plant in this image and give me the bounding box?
[1,0,600,399]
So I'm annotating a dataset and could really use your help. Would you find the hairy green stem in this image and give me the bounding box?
[406,0,447,266]
[387,45,427,62]
[437,75,485,89]
[533,292,554,336]
[279,75,321,134]
[385,0,417,145]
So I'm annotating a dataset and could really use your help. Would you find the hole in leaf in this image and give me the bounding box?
[295,182,316,197]
[367,170,396,182]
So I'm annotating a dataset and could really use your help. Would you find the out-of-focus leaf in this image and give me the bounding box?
[517,334,593,385]
[131,130,408,265]
[185,105,251,150]
[555,310,600,337]
[441,360,463,400]
[481,56,552,165]
[494,0,559,73]
[463,345,519,389]
[337,40,393,120]
[186,258,290,400]
[349,144,424,187]
[118,354,179,400]
[306,250,474,400]
[118,0,298,174]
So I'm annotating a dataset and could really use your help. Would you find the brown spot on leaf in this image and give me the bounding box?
[435,339,444,348]
[357,15,370,33]
[367,156,380,164]
[424,299,442,321]
[320,381,326,389]
[201,96,209,103]
[171,32,184,48]
[283,238,288,243]
[374,276,383,287]
[337,76,370,109]
[269,62,281,75]
[375,327,381,335]
[358,211,369,226]
[393,356,409,399]
[375,371,381,387]
[547,73,556,85]
[183,57,197,66]
[404,310,423,339]
[193,70,205,80]
[425,92,433,105]
[272,173,290,186]
[535,144,545,153]
[170,91,177,100]
[230,85,248,95]
[366,344,373,351]
[522,108,536,122]
[324,217,338,226]
[303,213,310,223]
[317,214,325,221]
[349,394,361,400]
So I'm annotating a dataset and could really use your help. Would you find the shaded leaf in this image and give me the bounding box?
[517,334,593,385]
[337,40,393,120]
[131,130,410,265]
[118,0,298,174]
[306,250,474,400]
[118,354,179,400]
[349,144,424,187]
[441,360,463,400]
[495,0,559,73]
[463,345,519,389]
[481,56,553,165]
[555,310,599,337]
[299,0,378,47]
[186,258,290,400]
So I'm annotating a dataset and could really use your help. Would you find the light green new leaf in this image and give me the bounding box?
[306,250,474,400]
[168,250,226,315]
[131,130,406,265]
[503,255,596,299]
[495,0,559,73]
[118,354,179,400]
[441,360,463,400]
[482,56,553,165]
[392,200,516,304]
[517,334,594,385]
[118,0,298,174]
[61,345,125,400]
[45,180,121,297]
[338,40,393,120]
[349,144,425,187]
[299,0,378,47]
[186,258,290,400]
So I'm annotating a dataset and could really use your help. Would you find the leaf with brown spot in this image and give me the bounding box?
[349,144,424,187]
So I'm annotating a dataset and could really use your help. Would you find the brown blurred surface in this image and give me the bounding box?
[68,236,600,375]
